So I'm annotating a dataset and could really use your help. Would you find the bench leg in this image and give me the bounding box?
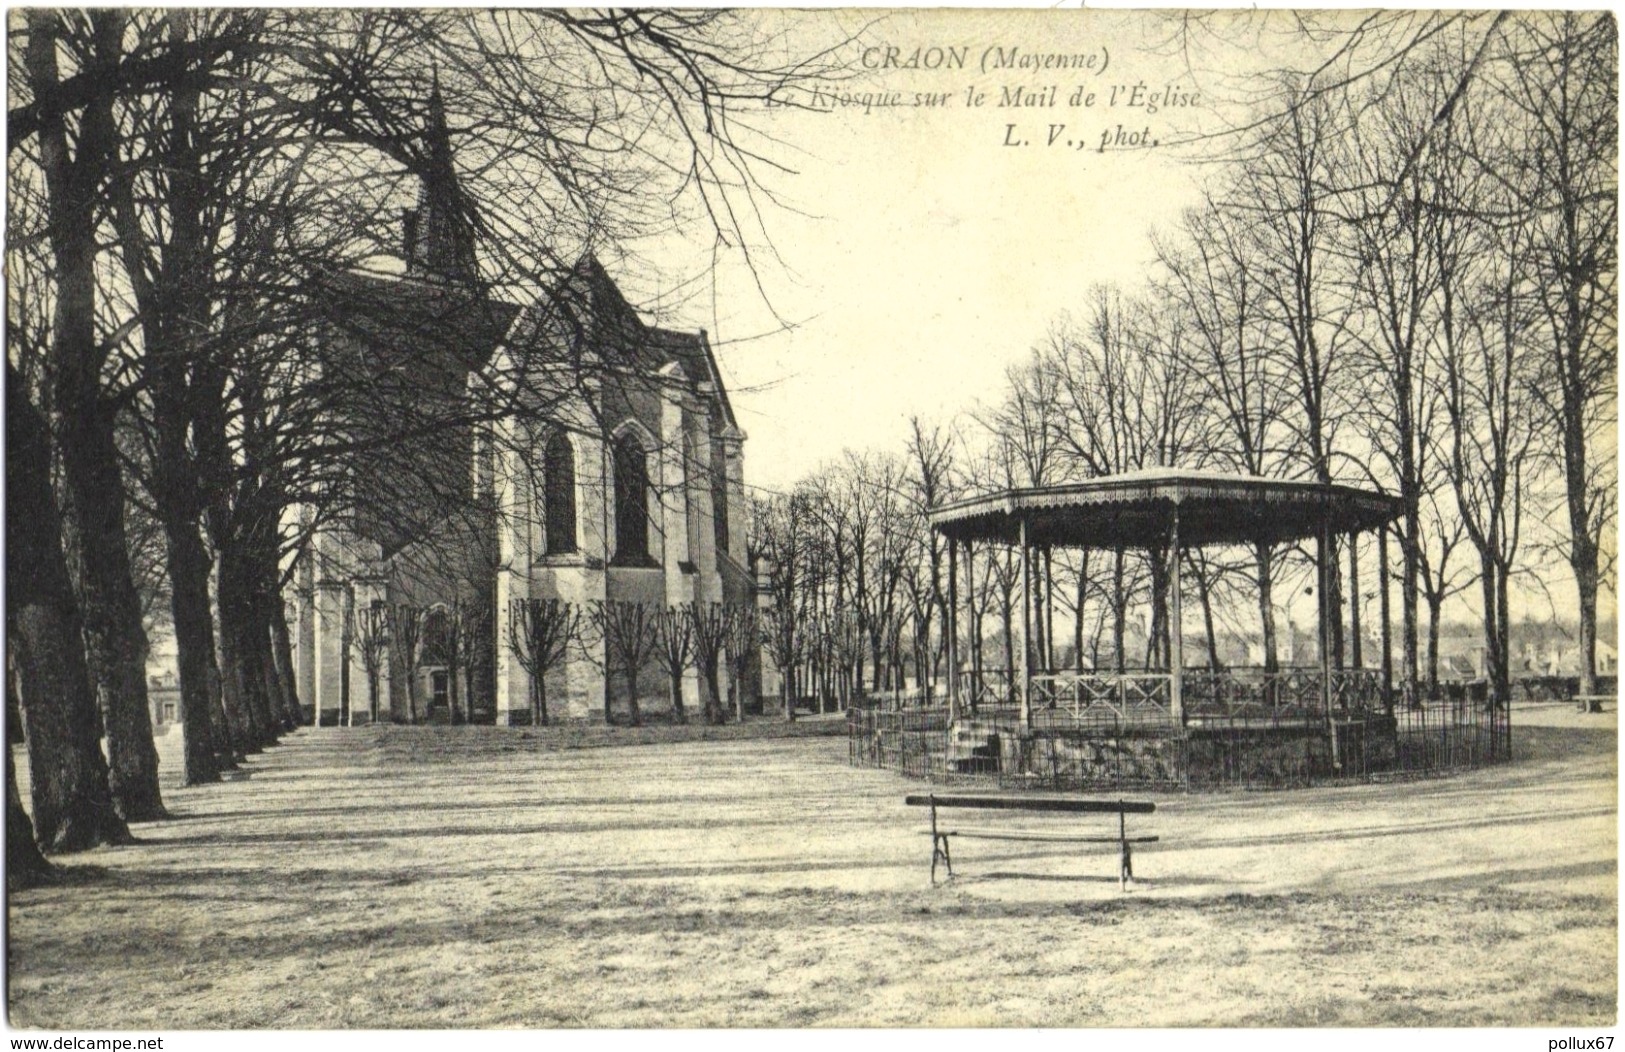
[931,833,953,885]
[1118,805,1132,892]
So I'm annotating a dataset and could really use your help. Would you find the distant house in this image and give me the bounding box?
[147,669,180,731]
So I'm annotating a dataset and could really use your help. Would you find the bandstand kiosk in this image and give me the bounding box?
[930,468,1406,781]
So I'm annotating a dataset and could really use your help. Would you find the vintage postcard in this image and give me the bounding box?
[5,6,1616,1039]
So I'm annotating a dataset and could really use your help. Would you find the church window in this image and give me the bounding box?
[613,431,652,566]
[543,431,577,555]
[422,607,450,666]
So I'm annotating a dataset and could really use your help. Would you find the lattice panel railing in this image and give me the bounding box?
[1328,668,1383,712]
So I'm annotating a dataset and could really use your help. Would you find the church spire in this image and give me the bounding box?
[406,70,480,285]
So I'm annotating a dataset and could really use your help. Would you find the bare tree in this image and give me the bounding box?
[901,417,958,696]
[651,604,695,724]
[436,598,484,725]
[1494,13,1618,694]
[591,600,658,726]
[17,10,165,820]
[724,602,761,721]
[508,598,582,726]
[391,604,427,724]
[354,600,390,724]
[1434,141,1540,704]
[1228,85,1358,668]
[1157,200,1291,669]
[5,364,131,851]
[6,694,55,888]
[690,602,731,724]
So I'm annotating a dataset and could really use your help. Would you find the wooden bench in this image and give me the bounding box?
[1575,694,1612,713]
[905,793,1157,891]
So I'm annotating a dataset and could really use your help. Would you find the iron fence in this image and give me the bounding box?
[849,695,1511,792]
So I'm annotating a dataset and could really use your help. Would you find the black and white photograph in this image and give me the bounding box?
[4,5,1617,1035]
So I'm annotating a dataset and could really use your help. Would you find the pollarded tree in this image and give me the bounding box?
[724,602,761,721]
[652,604,695,724]
[423,599,483,725]
[690,602,731,724]
[391,604,428,724]
[507,598,582,726]
[354,599,390,724]
[591,600,658,726]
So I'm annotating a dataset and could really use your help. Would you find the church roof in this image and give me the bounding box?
[518,253,738,429]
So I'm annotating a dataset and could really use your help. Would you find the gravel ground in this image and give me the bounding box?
[6,704,1615,1028]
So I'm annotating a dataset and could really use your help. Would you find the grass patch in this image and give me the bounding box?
[7,723,1615,1028]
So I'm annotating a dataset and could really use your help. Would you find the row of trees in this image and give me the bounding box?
[750,12,1616,713]
[7,9,836,887]
[511,598,762,727]
[345,596,764,728]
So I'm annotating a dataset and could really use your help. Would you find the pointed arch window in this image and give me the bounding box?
[422,606,451,666]
[543,431,577,555]
[613,431,652,566]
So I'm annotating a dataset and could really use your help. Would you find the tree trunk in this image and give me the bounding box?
[669,668,687,724]
[627,662,643,726]
[1195,561,1220,669]
[1572,544,1599,696]
[205,654,240,766]
[1495,560,1513,707]
[1074,551,1088,670]
[1325,533,1345,670]
[23,9,164,825]
[1401,525,1421,707]
[1111,548,1127,673]
[404,663,419,725]
[7,370,131,852]
[6,719,56,890]
[162,516,222,784]
[999,602,1014,703]
[6,662,56,885]
[1348,537,1363,668]
[1145,546,1167,670]
[1256,542,1278,673]
[58,418,167,821]
[269,592,303,727]
[1479,553,1506,703]
[1425,595,1443,689]
[217,548,277,748]
[702,656,724,725]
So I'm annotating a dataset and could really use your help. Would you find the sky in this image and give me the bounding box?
[602,7,1612,625]
[624,8,1242,492]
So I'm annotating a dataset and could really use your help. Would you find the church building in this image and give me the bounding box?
[292,88,757,725]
